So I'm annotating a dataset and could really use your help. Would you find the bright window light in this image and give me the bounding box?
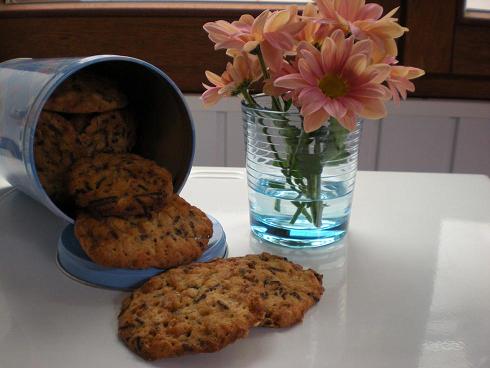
[464,0,490,19]
[465,0,490,11]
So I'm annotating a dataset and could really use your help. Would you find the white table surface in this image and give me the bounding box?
[0,168,489,368]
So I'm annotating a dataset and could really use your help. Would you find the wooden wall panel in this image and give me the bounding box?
[0,16,228,93]
[405,0,458,73]
[453,25,490,76]
[411,75,490,100]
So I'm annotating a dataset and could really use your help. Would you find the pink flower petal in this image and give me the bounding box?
[343,53,368,76]
[338,111,357,131]
[304,108,329,133]
[265,10,291,32]
[338,96,364,113]
[352,39,372,57]
[215,39,246,50]
[252,10,270,38]
[201,87,222,107]
[298,87,325,105]
[358,97,388,119]
[321,37,337,72]
[322,97,347,119]
[281,21,307,36]
[349,84,391,99]
[337,0,362,21]
[365,63,391,83]
[298,59,319,85]
[300,96,328,116]
[298,41,320,57]
[243,40,260,52]
[388,83,401,104]
[299,50,323,79]
[407,67,425,79]
[331,99,348,118]
[336,36,354,67]
[358,4,384,20]
[205,71,224,87]
[383,7,400,20]
[330,29,345,45]
[264,31,294,51]
[316,0,337,20]
[261,39,284,73]
[274,73,311,89]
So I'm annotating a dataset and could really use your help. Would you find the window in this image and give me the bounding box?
[464,0,490,19]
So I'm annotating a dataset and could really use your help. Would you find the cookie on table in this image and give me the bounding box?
[232,253,324,328]
[43,71,127,113]
[68,153,172,217]
[117,253,324,360]
[78,109,136,158]
[118,261,265,360]
[74,194,213,269]
[34,111,79,202]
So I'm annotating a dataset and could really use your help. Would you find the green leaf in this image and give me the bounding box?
[329,117,350,150]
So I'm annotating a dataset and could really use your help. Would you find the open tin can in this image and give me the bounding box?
[0,55,195,223]
[0,55,227,289]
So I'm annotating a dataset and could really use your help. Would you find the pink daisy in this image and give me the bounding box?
[201,53,262,108]
[387,65,425,104]
[274,29,391,132]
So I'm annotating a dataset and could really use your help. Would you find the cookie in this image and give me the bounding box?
[118,263,265,360]
[74,194,213,269]
[117,253,323,360]
[34,111,79,202]
[68,153,172,217]
[231,253,324,328]
[78,109,136,158]
[43,71,127,113]
[64,113,95,133]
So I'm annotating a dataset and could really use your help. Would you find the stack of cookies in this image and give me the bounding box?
[35,71,213,270]
[70,153,213,269]
[118,253,324,360]
[35,71,135,203]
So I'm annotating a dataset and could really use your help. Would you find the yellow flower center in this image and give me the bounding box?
[318,74,349,99]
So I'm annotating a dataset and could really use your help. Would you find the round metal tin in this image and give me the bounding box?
[0,55,195,223]
[57,215,227,290]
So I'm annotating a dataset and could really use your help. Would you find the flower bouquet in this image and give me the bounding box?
[201,0,424,247]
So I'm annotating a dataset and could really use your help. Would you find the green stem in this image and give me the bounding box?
[243,88,303,215]
[255,47,282,111]
[241,88,258,108]
[290,202,305,224]
[274,199,281,212]
[309,135,324,227]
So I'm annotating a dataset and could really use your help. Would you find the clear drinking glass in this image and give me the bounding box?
[243,96,360,248]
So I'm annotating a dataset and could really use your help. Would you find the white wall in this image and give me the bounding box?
[185,96,490,176]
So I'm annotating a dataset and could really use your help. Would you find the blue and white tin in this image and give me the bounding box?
[0,55,195,222]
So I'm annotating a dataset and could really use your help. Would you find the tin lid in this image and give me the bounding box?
[57,215,227,290]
